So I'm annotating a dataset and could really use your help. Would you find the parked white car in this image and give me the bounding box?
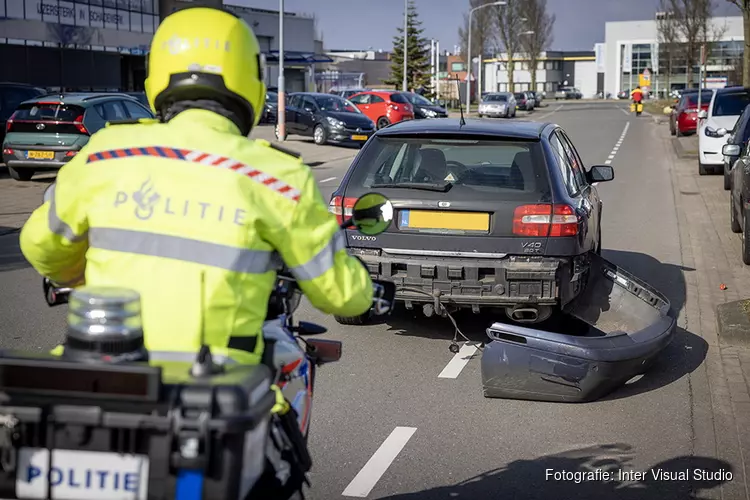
[477,92,517,118]
[698,87,750,175]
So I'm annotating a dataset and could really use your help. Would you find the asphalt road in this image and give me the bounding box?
[0,103,718,499]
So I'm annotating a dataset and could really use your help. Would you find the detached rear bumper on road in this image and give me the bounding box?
[481,252,676,403]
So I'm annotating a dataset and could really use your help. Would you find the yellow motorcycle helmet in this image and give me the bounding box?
[144,6,266,134]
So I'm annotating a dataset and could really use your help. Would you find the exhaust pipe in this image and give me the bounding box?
[507,307,539,323]
[505,305,553,324]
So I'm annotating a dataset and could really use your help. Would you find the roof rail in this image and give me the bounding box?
[81,93,133,101]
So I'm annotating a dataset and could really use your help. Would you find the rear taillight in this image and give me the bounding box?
[389,104,400,111]
[2,148,13,155]
[74,114,88,134]
[65,151,77,157]
[512,204,579,237]
[5,111,17,133]
[328,195,357,225]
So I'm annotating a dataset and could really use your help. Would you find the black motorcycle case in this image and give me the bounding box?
[0,352,276,500]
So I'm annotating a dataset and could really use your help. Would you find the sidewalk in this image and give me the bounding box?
[250,124,358,167]
[663,120,750,499]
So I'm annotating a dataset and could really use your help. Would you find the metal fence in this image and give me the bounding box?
[315,70,366,93]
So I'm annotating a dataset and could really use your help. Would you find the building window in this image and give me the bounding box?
[451,62,465,72]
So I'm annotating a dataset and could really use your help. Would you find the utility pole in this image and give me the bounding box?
[402,0,408,91]
[277,0,286,141]
[435,40,440,101]
[430,39,435,97]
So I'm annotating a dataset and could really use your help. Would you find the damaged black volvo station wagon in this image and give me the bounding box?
[329,118,676,403]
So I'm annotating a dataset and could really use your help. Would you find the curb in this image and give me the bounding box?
[671,137,699,159]
[716,299,750,347]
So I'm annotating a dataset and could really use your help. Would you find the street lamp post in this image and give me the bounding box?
[277,0,286,141]
[402,0,408,91]
[466,1,506,114]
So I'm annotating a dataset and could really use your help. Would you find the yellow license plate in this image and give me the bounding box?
[27,150,55,160]
[400,210,490,231]
[351,134,368,141]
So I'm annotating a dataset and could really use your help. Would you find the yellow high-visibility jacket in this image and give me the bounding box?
[20,109,374,364]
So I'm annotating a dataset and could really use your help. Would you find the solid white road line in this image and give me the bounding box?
[438,341,480,379]
[620,107,630,116]
[319,176,337,184]
[342,427,418,498]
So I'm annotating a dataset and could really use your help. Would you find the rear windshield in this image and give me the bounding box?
[390,93,410,104]
[483,94,507,102]
[350,136,551,201]
[685,92,713,106]
[266,91,278,103]
[13,103,84,121]
[713,91,750,117]
[514,93,524,99]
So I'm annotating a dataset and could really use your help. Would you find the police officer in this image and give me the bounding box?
[20,7,375,367]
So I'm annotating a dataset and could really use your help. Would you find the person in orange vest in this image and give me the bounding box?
[631,86,644,103]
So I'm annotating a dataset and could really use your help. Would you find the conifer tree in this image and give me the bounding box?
[384,0,432,95]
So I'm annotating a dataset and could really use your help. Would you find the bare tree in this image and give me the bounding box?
[666,0,716,88]
[519,0,555,94]
[458,0,497,84]
[725,0,749,86]
[656,6,681,94]
[493,0,527,92]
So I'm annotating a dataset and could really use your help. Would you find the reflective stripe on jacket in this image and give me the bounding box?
[20,109,374,364]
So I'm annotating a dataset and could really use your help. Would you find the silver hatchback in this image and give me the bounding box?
[478,92,517,118]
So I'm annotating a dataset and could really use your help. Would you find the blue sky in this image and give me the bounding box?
[231,0,740,52]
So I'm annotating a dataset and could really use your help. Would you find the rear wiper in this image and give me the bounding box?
[370,182,453,192]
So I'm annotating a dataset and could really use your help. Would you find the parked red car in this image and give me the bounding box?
[347,91,414,129]
[670,89,714,136]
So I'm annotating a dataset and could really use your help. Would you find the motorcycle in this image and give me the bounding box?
[1,191,397,500]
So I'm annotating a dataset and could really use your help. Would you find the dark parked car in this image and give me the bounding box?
[122,92,149,108]
[0,83,46,149]
[2,93,154,181]
[403,92,448,119]
[274,92,376,147]
[328,118,614,325]
[728,105,750,263]
[722,103,750,190]
[262,91,278,123]
[669,89,713,137]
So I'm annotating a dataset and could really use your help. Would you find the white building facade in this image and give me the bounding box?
[603,15,744,97]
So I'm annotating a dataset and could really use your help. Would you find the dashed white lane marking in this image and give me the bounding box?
[319,176,337,184]
[342,427,418,498]
[438,341,481,379]
[534,104,563,120]
[620,107,630,116]
[604,122,630,166]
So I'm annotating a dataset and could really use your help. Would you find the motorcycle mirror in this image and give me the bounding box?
[344,193,394,236]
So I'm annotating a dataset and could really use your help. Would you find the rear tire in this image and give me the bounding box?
[724,165,732,190]
[699,162,710,175]
[731,195,742,233]
[334,311,372,325]
[8,167,34,181]
[376,117,390,130]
